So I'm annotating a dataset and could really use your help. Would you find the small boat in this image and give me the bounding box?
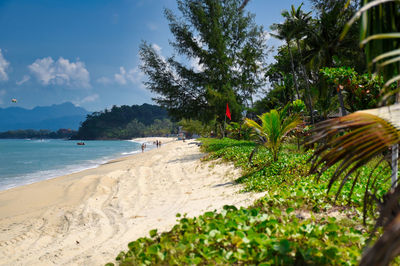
[77,142,85,146]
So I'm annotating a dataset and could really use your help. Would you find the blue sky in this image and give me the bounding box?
[0,0,312,111]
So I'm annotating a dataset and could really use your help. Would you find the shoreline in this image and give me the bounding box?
[0,137,172,192]
[0,137,265,265]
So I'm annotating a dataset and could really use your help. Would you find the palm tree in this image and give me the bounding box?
[270,18,301,100]
[245,107,301,162]
[305,0,363,117]
[288,4,315,123]
[310,0,400,264]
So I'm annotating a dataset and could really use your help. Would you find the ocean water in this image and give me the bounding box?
[0,139,145,191]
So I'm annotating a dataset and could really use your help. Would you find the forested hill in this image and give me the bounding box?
[73,104,176,140]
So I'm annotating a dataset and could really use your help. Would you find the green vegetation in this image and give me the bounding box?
[244,100,305,162]
[73,104,177,140]
[110,138,395,265]
[0,129,77,139]
[320,67,389,112]
[245,108,301,161]
[112,206,365,265]
[262,0,365,119]
[178,119,215,138]
[139,0,268,125]
[108,0,400,264]
[225,121,252,141]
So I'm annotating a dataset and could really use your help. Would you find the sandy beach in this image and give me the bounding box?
[0,137,264,265]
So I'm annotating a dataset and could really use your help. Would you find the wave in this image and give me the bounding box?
[121,150,141,155]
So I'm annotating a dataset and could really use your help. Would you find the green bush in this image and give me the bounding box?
[112,205,366,265]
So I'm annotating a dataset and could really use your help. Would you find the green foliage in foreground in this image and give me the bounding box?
[202,138,390,214]
[109,138,392,265]
[111,206,365,265]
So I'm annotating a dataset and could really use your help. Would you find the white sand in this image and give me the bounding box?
[0,137,265,265]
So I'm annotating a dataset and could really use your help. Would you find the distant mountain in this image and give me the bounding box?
[0,102,90,131]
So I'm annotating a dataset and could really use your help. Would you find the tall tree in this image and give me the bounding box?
[305,0,364,117]
[288,4,315,123]
[270,17,301,100]
[140,0,268,125]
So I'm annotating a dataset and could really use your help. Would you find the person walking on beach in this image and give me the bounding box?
[141,143,145,152]
[156,140,159,148]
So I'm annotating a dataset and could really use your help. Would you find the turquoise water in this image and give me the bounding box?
[0,139,145,191]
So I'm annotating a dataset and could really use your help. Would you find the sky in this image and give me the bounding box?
[0,0,312,111]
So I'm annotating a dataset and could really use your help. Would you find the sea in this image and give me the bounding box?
[0,139,147,191]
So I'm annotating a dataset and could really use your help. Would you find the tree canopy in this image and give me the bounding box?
[73,104,176,140]
[140,0,269,124]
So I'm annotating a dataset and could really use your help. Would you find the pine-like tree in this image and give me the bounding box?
[139,0,268,124]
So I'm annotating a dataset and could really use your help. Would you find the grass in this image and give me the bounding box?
[108,138,393,265]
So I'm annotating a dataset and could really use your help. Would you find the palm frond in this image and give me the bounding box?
[378,56,400,68]
[340,0,397,40]
[308,104,400,221]
[244,118,265,144]
[371,49,400,65]
[310,111,399,178]
[360,103,400,129]
[246,109,302,161]
[360,33,400,46]
[384,75,400,88]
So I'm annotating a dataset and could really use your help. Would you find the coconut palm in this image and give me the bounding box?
[245,107,302,162]
[288,4,315,123]
[270,17,301,100]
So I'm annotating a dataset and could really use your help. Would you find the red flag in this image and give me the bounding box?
[225,103,231,120]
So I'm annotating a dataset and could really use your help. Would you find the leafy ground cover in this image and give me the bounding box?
[109,138,393,265]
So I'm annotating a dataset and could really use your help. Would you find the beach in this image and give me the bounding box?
[0,137,264,265]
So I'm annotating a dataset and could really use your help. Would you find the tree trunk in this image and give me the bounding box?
[337,86,347,116]
[287,40,301,100]
[296,39,314,124]
[392,144,399,187]
[392,90,399,187]
[218,123,224,138]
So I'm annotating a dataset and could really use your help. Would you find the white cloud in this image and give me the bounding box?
[16,75,30,85]
[96,76,112,85]
[114,66,144,86]
[126,67,144,84]
[0,49,10,81]
[28,57,56,85]
[73,93,99,106]
[0,89,6,105]
[114,66,127,85]
[28,57,90,88]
